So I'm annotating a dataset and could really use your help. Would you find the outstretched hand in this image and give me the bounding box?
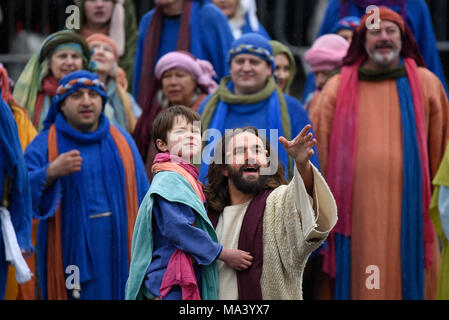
[279,124,316,195]
[279,124,317,169]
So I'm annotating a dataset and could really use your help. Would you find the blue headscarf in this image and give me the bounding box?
[330,16,361,34]
[228,33,276,71]
[43,70,108,130]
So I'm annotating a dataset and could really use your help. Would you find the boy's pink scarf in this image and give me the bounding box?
[152,153,206,203]
[159,249,201,300]
[322,57,434,277]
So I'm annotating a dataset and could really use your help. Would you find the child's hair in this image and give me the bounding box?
[151,105,201,152]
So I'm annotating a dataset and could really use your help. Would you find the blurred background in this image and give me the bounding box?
[0,0,448,99]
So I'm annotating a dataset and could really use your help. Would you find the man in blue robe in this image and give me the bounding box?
[24,71,149,300]
[199,33,319,181]
[302,0,447,101]
[0,95,33,299]
[133,0,234,100]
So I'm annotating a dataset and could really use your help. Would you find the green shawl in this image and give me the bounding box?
[125,171,219,300]
[201,75,293,178]
[430,142,449,300]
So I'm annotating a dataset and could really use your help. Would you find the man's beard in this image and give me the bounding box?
[226,164,268,195]
[365,41,401,67]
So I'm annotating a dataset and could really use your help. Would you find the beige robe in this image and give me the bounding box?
[216,164,338,300]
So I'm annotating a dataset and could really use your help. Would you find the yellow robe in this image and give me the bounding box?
[430,140,449,300]
[315,67,449,299]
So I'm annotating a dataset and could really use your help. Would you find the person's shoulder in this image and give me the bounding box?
[199,3,228,23]
[417,66,440,82]
[138,9,155,28]
[111,124,138,148]
[24,129,50,157]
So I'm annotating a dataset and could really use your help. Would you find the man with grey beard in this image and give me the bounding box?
[204,126,337,300]
[314,7,449,300]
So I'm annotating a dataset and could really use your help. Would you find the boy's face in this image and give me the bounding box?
[156,115,202,162]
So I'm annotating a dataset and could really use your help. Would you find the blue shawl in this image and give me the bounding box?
[32,113,147,299]
[0,94,32,252]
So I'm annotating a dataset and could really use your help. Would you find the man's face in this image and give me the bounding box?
[230,54,272,95]
[60,88,103,133]
[364,20,402,68]
[224,132,269,194]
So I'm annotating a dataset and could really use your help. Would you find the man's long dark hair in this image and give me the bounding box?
[204,127,288,213]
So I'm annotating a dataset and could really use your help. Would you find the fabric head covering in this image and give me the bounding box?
[269,40,297,94]
[343,6,424,67]
[330,16,361,34]
[304,34,349,72]
[86,33,120,62]
[228,32,275,71]
[358,5,405,33]
[43,70,108,130]
[154,51,218,94]
[13,30,92,120]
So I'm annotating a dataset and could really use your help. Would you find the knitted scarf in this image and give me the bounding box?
[134,0,193,159]
[208,189,273,300]
[45,114,138,300]
[323,57,434,299]
[200,76,293,179]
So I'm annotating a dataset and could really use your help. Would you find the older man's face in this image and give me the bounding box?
[364,20,402,68]
[60,88,103,133]
[230,54,272,95]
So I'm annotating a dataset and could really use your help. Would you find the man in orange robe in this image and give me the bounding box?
[314,7,449,300]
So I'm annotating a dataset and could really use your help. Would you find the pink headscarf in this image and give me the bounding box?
[155,51,218,94]
[304,34,349,72]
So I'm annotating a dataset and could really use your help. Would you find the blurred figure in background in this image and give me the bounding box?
[302,16,359,104]
[135,50,218,179]
[87,33,140,133]
[13,30,92,132]
[212,0,270,39]
[303,34,349,126]
[76,0,138,93]
[270,40,297,95]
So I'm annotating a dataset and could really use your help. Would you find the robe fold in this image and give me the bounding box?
[24,115,149,299]
[316,67,449,299]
